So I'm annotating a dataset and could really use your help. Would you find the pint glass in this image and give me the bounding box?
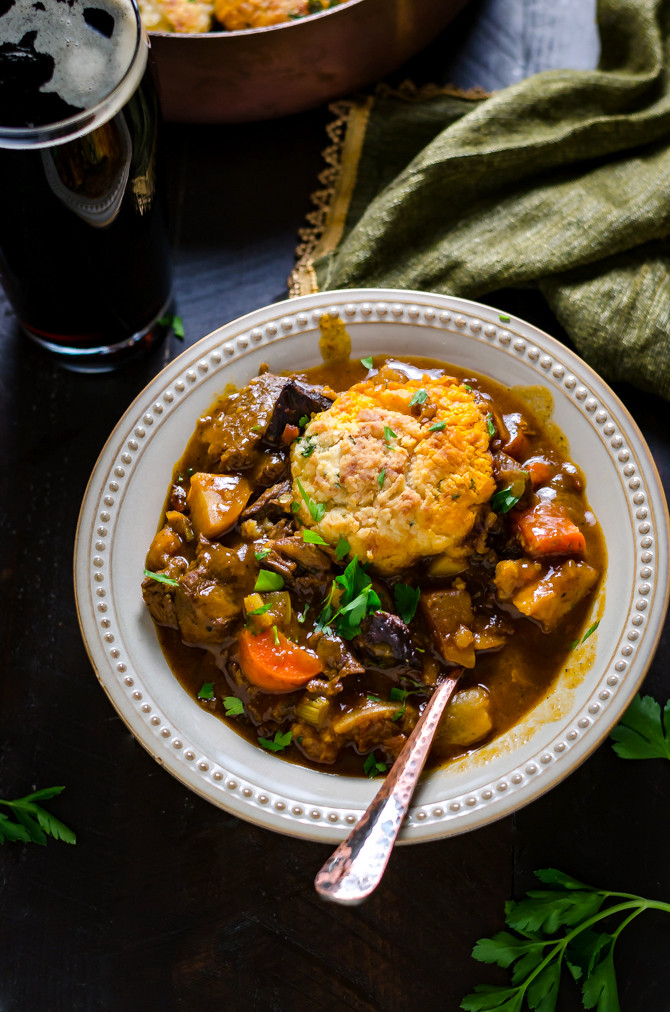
[0,0,173,371]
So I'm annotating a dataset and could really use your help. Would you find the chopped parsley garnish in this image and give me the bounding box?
[296,607,308,624]
[254,569,284,592]
[393,582,421,624]
[272,625,280,646]
[377,468,386,489]
[334,537,350,562]
[581,619,600,643]
[197,682,215,700]
[464,384,473,392]
[363,753,389,778]
[254,548,271,561]
[247,601,272,616]
[490,486,522,514]
[298,414,309,427]
[300,436,316,457]
[367,693,382,702]
[224,696,244,717]
[0,786,76,846]
[360,356,373,369]
[384,425,398,448]
[389,682,426,721]
[429,421,446,432]
[499,313,511,322]
[302,529,329,546]
[158,313,184,340]
[251,424,261,432]
[486,413,496,437]
[258,730,293,753]
[290,501,301,513]
[143,568,179,587]
[408,388,428,407]
[317,555,381,640]
[296,477,326,522]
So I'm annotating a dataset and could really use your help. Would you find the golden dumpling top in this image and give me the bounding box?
[291,367,495,574]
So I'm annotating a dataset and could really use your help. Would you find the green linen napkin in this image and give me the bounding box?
[291,0,670,400]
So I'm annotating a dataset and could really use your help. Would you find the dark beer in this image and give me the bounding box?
[0,0,172,371]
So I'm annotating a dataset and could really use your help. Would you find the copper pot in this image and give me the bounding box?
[149,0,470,124]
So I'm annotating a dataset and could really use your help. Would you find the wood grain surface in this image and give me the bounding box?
[1,2,669,1010]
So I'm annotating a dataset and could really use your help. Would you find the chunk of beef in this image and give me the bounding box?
[174,542,256,644]
[354,611,422,672]
[291,721,344,764]
[264,379,335,444]
[270,536,333,573]
[197,373,289,471]
[241,479,293,520]
[313,633,365,683]
[420,588,476,668]
[142,578,178,629]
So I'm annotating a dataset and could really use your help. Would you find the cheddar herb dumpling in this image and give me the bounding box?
[290,367,495,574]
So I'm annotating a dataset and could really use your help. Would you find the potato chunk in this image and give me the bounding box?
[186,473,251,539]
[495,558,599,632]
[434,687,493,750]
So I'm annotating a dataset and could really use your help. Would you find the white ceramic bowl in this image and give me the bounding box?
[75,289,670,843]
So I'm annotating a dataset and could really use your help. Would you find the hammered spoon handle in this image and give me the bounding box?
[314,671,462,905]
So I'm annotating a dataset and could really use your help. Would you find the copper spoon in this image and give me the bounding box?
[314,670,462,905]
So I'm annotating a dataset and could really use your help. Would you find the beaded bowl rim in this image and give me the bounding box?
[74,288,669,843]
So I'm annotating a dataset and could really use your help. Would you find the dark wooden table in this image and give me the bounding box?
[2,2,670,1009]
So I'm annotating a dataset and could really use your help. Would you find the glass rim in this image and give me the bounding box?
[0,0,146,149]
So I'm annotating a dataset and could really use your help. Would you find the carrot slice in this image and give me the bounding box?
[523,456,555,488]
[514,501,586,557]
[238,628,322,693]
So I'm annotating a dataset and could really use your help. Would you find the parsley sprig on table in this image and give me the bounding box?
[610,693,670,761]
[462,868,670,1012]
[0,786,76,846]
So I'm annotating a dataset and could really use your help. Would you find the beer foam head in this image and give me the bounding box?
[0,0,139,113]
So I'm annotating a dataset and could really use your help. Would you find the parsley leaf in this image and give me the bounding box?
[384,425,397,447]
[254,569,284,592]
[298,414,309,427]
[486,413,496,438]
[610,693,670,760]
[247,602,272,616]
[408,388,428,407]
[258,730,293,753]
[361,356,374,369]
[499,313,511,323]
[143,568,179,587]
[377,468,386,489]
[463,868,670,1012]
[490,486,522,514]
[363,753,389,778]
[581,620,600,643]
[0,787,76,846]
[224,696,244,717]
[429,421,446,432]
[393,582,421,624]
[334,537,350,562]
[296,477,326,522]
[317,555,381,639]
[300,436,316,457]
[254,548,271,561]
[197,682,215,700]
[302,529,329,546]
